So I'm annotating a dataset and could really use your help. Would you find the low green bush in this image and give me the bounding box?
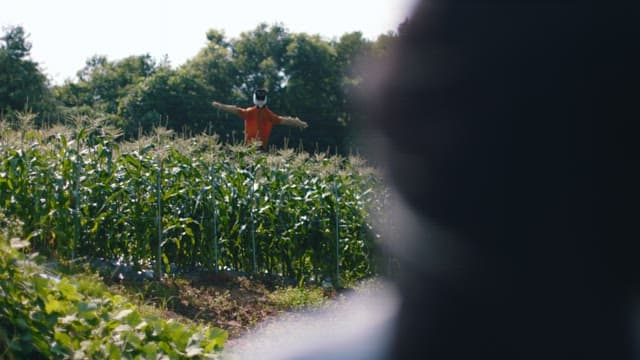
[0,234,227,359]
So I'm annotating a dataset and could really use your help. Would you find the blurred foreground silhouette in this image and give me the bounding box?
[363,1,638,359]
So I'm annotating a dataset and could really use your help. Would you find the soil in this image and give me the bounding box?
[104,270,339,339]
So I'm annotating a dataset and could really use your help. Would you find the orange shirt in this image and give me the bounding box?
[238,106,282,147]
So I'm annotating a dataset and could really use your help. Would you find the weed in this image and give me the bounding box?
[267,286,327,311]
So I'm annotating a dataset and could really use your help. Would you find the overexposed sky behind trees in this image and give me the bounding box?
[1,0,417,85]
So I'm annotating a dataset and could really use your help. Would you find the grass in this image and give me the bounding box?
[267,286,328,310]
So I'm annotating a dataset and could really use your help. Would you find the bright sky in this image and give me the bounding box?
[1,0,417,85]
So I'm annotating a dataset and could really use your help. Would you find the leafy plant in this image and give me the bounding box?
[0,118,391,286]
[0,234,227,359]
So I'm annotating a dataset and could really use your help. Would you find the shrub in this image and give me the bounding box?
[0,234,227,359]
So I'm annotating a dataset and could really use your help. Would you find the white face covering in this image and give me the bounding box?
[253,93,267,108]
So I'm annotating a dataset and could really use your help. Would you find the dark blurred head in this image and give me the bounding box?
[359,1,637,358]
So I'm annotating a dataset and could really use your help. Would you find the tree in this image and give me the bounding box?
[0,26,51,121]
[282,33,343,152]
[183,29,238,105]
[334,32,373,151]
[371,31,399,58]
[232,23,293,109]
[119,68,222,138]
[56,54,157,114]
[45,23,399,152]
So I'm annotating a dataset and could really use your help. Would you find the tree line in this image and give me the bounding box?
[1,23,401,154]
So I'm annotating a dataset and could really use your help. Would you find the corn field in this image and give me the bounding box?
[0,115,393,286]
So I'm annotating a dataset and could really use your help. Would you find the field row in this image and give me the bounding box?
[0,122,393,285]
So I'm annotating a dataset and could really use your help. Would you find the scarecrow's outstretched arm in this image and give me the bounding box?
[212,101,243,116]
[278,115,308,129]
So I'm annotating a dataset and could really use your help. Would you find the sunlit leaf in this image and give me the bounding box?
[185,345,203,357]
[113,309,133,321]
[45,298,65,314]
[10,238,29,249]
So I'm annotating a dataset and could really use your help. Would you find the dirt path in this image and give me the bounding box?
[222,281,400,359]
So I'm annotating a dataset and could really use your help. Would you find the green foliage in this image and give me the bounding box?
[47,24,398,154]
[0,235,227,359]
[232,24,292,98]
[267,286,327,310]
[62,54,158,113]
[0,118,390,286]
[119,68,218,138]
[1,23,401,153]
[0,26,53,122]
[187,30,237,104]
[282,34,343,150]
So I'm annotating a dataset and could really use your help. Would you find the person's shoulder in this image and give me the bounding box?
[240,105,257,114]
[264,106,278,115]
[265,107,281,122]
